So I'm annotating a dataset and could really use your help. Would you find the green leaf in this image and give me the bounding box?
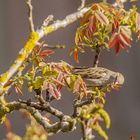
[97,108,111,129]
[33,77,44,90]
[91,123,108,140]
[66,75,78,91]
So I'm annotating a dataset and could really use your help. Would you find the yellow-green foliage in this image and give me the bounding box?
[97,108,110,129]
[79,104,110,140]
[91,123,108,140]
[66,75,79,91]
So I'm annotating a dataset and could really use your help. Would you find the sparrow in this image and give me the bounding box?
[72,67,124,88]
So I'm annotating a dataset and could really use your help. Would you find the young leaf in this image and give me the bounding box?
[120,26,131,47]
[91,123,108,140]
[97,109,111,129]
[95,11,109,25]
[39,49,54,59]
[73,49,79,63]
[48,83,61,100]
[4,118,11,131]
[88,15,97,33]
[109,33,119,48]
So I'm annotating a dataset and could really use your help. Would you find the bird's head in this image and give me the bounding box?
[115,72,125,86]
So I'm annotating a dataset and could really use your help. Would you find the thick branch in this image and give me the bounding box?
[37,7,90,38]
[19,99,65,119]
[0,101,76,134]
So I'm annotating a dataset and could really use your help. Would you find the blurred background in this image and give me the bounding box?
[0,0,140,139]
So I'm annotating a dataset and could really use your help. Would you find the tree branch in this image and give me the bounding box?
[0,101,76,134]
[26,0,35,32]
[18,99,65,120]
[93,46,101,68]
[78,0,86,10]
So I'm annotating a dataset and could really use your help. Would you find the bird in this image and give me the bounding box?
[71,66,124,88]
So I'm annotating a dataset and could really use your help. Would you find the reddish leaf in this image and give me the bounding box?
[57,72,64,81]
[115,41,120,54]
[109,33,119,48]
[81,82,87,96]
[57,85,63,92]
[137,30,140,41]
[88,15,97,33]
[113,18,119,31]
[52,78,65,86]
[80,10,92,25]
[4,118,11,131]
[73,49,79,63]
[87,29,92,38]
[109,32,129,54]
[15,85,23,95]
[48,84,61,100]
[73,77,81,94]
[39,49,54,59]
[112,11,124,31]
[91,3,98,11]
[119,40,128,53]
[120,31,131,47]
[53,88,61,99]
[4,80,13,88]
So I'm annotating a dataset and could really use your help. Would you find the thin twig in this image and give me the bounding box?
[75,99,92,108]
[37,42,65,49]
[26,0,35,32]
[37,7,90,38]
[34,89,46,104]
[93,46,101,67]
[78,0,86,10]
